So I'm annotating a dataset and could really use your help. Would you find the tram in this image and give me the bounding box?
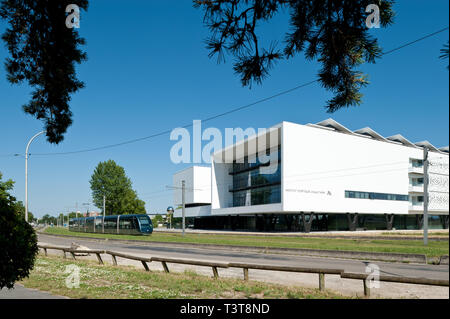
[69,214,153,235]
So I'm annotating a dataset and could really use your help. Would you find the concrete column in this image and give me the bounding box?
[231,215,237,231]
[270,214,276,231]
[416,214,424,229]
[440,215,449,229]
[301,212,315,233]
[346,213,358,231]
[285,214,293,231]
[359,215,366,229]
[385,214,395,230]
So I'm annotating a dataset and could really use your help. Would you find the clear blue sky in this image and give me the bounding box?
[0,0,448,218]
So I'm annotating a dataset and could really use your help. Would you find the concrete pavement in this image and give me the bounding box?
[0,284,67,299]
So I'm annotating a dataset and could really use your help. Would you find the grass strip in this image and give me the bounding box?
[43,227,449,258]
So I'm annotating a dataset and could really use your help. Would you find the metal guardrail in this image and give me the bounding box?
[37,244,449,297]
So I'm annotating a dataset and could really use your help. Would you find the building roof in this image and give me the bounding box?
[315,118,353,134]
[386,134,417,148]
[354,127,387,142]
[414,141,440,152]
[307,119,447,154]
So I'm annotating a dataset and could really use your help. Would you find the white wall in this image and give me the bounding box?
[173,205,211,218]
[176,121,449,217]
[428,153,449,213]
[211,161,233,209]
[192,166,212,204]
[173,166,211,206]
[281,121,447,215]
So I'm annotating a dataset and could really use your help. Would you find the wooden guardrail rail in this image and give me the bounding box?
[38,244,105,264]
[105,250,153,271]
[340,272,449,297]
[103,250,229,278]
[38,244,67,256]
[228,262,342,291]
[37,244,449,297]
[151,256,229,278]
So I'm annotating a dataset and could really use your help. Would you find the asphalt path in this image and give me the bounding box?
[38,233,449,281]
[0,284,67,299]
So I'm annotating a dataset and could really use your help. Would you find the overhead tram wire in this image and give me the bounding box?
[6,26,447,158]
[30,80,319,157]
[0,153,22,158]
[382,26,449,56]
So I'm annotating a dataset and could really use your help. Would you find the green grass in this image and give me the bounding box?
[43,227,449,258]
[380,231,449,237]
[20,255,347,299]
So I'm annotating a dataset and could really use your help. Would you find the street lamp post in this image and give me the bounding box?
[25,131,45,223]
[82,202,90,216]
[167,206,174,229]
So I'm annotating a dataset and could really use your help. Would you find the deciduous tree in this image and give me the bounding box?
[90,160,146,215]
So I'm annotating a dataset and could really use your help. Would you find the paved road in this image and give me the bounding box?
[38,233,449,280]
[0,284,66,299]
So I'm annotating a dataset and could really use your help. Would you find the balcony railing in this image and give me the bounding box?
[408,185,424,193]
[408,166,424,174]
[409,202,424,211]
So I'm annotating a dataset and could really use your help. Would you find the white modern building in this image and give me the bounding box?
[173,119,449,232]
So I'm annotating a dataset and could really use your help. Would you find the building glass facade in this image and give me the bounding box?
[230,147,281,207]
[345,190,409,201]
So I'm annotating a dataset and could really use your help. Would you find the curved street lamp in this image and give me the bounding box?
[25,131,45,223]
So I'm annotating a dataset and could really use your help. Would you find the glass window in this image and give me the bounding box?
[138,216,150,226]
[119,217,132,229]
[345,190,408,201]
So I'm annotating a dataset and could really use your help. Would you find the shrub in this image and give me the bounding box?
[0,173,38,289]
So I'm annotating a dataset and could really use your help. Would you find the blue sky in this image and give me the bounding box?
[0,0,448,218]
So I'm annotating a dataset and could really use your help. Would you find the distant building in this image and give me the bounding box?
[83,211,101,217]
